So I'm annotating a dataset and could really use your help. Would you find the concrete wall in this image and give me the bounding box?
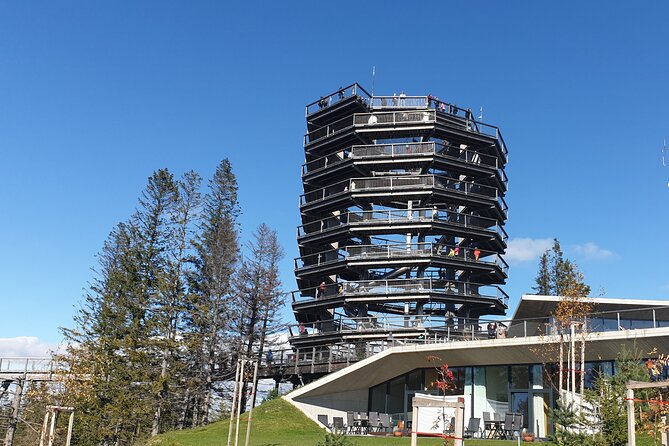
[288,388,368,428]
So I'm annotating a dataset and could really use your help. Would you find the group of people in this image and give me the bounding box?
[316,87,347,110]
[438,245,482,261]
[487,322,508,339]
[427,94,461,116]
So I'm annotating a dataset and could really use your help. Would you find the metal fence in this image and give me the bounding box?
[305,83,372,116]
[291,278,509,305]
[296,207,507,242]
[294,242,508,274]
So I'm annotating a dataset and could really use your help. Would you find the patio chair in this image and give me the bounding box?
[378,413,391,433]
[368,411,379,432]
[317,414,329,428]
[502,412,515,439]
[332,417,345,434]
[514,413,524,435]
[482,412,493,437]
[464,417,481,438]
[346,411,356,434]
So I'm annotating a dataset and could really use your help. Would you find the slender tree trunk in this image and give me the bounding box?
[252,305,271,409]
[559,333,564,395]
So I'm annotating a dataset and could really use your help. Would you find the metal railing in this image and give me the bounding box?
[294,242,509,274]
[269,306,669,372]
[301,141,502,177]
[299,175,507,211]
[353,110,436,127]
[296,208,507,242]
[0,357,60,374]
[304,115,354,145]
[291,278,509,305]
[368,95,428,109]
[305,83,372,116]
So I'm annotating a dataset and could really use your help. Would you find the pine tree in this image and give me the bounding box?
[533,239,591,297]
[534,252,551,295]
[185,159,240,425]
[151,170,201,434]
[60,222,155,446]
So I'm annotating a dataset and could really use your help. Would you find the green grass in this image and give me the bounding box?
[148,398,522,446]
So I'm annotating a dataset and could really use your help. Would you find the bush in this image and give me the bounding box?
[263,387,281,402]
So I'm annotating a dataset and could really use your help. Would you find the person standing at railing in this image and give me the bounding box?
[317,281,326,298]
[487,322,497,339]
[299,322,307,336]
[474,247,481,261]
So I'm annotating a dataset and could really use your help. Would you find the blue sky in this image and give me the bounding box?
[1,1,668,354]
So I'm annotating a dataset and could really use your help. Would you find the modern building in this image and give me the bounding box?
[277,85,669,439]
[284,295,669,438]
[291,84,509,364]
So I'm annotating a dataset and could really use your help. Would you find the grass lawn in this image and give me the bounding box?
[149,398,520,446]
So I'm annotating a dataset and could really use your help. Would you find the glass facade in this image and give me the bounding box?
[368,361,614,435]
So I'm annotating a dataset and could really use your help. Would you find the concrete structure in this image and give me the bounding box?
[284,295,669,438]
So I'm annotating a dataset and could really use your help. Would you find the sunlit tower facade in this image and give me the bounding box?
[291,84,509,356]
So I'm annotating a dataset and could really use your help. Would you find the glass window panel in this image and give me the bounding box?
[485,366,509,417]
[407,369,423,390]
[511,392,529,429]
[511,366,529,389]
[388,377,405,414]
[531,365,543,389]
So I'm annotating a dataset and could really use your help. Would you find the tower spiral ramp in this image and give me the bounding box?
[291,84,509,352]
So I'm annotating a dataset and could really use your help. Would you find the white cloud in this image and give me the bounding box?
[571,242,614,260]
[505,238,553,263]
[0,337,58,357]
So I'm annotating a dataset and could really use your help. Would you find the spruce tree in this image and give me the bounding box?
[185,159,240,425]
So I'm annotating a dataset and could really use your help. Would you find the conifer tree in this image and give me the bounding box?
[185,159,240,425]
[151,170,201,434]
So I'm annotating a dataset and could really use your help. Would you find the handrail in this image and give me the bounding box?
[369,95,428,109]
[306,83,372,116]
[303,115,354,145]
[299,174,503,207]
[301,141,501,177]
[284,305,669,348]
[353,110,436,127]
[0,357,61,373]
[294,242,508,274]
[291,278,509,304]
[296,208,507,242]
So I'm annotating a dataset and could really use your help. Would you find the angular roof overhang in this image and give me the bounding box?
[511,294,669,322]
[286,327,669,400]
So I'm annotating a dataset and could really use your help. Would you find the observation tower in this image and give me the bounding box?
[291,84,509,356]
